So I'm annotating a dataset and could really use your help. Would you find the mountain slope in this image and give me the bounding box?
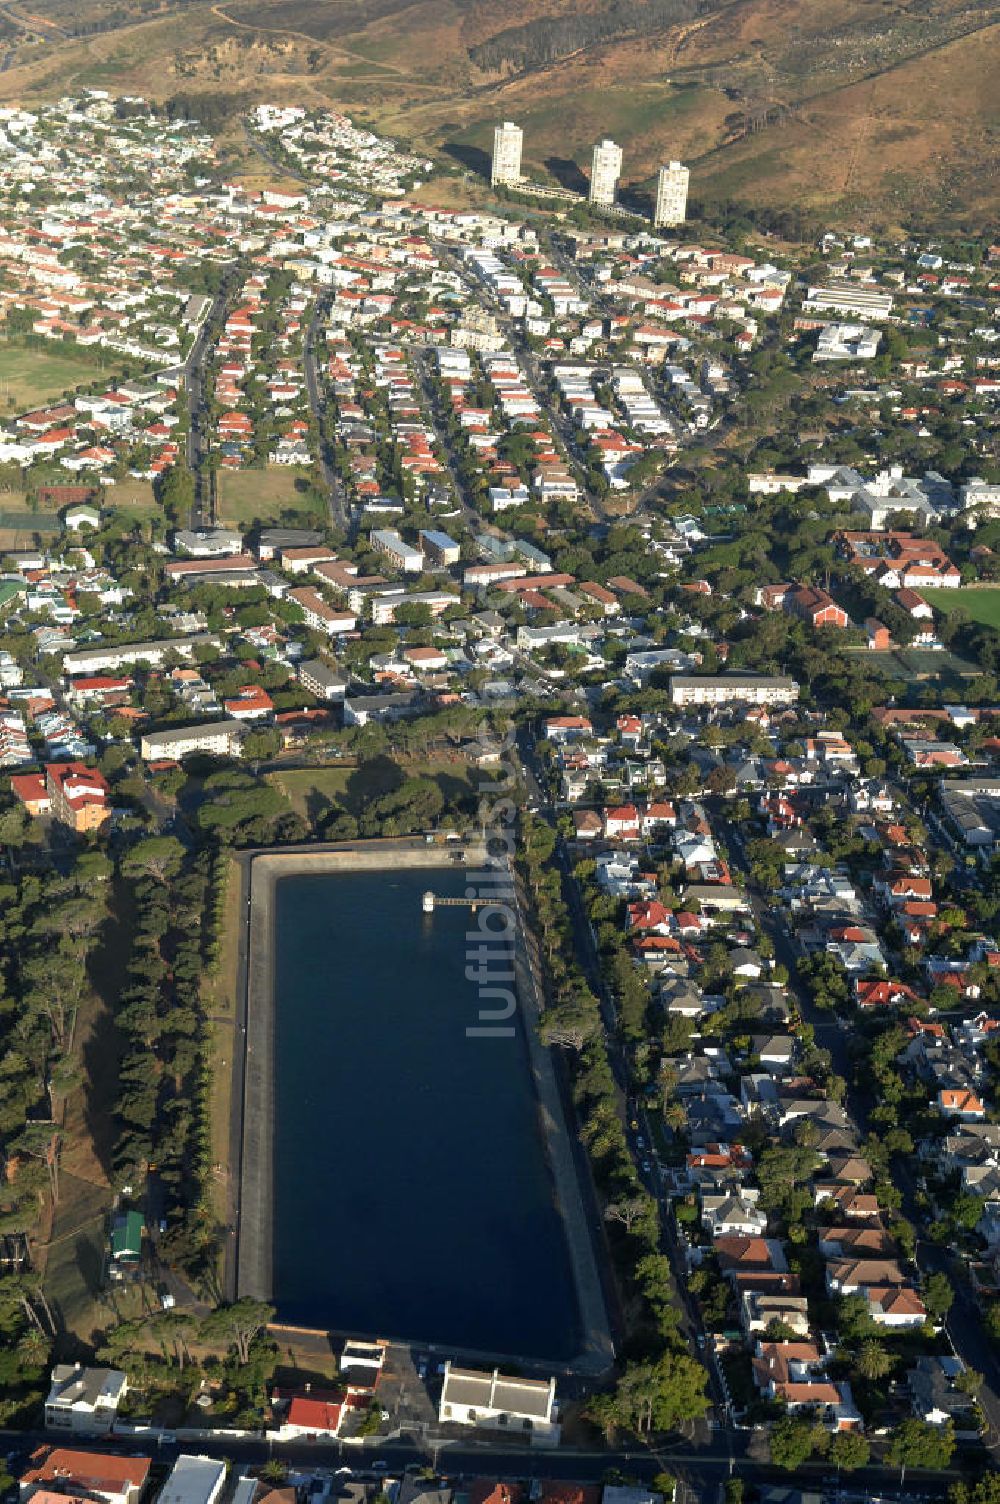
[0,0,996,224]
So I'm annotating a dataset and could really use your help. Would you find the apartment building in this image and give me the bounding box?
[654,161,689,227]
[298,658,347,701]
[370,528,423,574]
[669,673,800,707]
[62,636,219,675]
[590,139,623,206]
[288,587,358,636]
[139,720,244,762]
[45,761,111,833]
[491,121,523,187]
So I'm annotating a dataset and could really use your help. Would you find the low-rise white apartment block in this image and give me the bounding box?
[962,477,1000,521]
[140,720,244,762]
[370,528,423,573]
[814,323,881,361]
[802,283,894,320]
[670,673,800,707]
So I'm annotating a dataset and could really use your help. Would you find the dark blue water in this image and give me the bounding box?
[271,867,582,1359]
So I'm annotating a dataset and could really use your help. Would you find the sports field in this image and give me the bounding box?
[933,588,1000,629]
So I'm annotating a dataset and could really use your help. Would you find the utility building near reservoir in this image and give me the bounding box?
[438,1361,560,1445]
[491,121,523,187]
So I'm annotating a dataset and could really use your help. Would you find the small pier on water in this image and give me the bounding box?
[422,890,485,913]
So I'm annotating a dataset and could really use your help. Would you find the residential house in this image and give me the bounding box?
[44,1366,127,1437]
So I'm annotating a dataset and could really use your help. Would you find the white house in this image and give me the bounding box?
[44,1365,127,1436]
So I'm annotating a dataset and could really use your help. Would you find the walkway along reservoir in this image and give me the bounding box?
[235,844,614,1372]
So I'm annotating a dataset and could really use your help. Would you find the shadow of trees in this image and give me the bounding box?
[441,140,491,179]
[544,155,588,194]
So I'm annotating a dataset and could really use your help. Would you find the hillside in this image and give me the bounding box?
[0,0,997,224]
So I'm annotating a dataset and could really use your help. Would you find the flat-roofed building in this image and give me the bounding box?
[157,1457,226,1504]
[139,719,244,762]
[670,673,799,707]
[419,529,460,566]
[590,139,622,207]
[654,161,689,227]
[298,658,347,702]
[370,529,423,574]
[63,636,218,675]
[437,1362,559,1445]
[803,283,894,321]
[256,527,323,561]
[491,122,523,187]
[173,528,244,557]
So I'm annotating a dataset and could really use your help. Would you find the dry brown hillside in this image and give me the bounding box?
[0,0,997,223]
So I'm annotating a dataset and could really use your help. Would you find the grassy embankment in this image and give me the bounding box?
[42,882,137,1343]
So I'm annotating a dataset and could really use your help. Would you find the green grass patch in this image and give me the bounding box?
[106,477,160,518]
[933,587,1000,629]
[270,757,479,820]
[42,1170,112,1342]
[0,339,136,412]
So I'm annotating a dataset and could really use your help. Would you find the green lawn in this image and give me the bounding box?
[216,466,326,528]
[270,757,479,820]
[0,340,135,412]
[106,477,159,518]
[933,587,1000,629]
[42,1170,112,1341]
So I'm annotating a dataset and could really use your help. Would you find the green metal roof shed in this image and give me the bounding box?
[111,1209,143,1262]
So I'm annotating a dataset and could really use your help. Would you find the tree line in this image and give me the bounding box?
[113,842,225,1279]
[518,816,709,1438]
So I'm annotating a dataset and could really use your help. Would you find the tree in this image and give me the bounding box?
[886,1418,955,1477]
[856,1338,892,1381]
[599,1352,710,1436]
[769,1415,818,1470]
[829,1430,870,1472]
[951,1471,1000,1504]
[120,835,186,883]
[199,1298,274,1363]
[923,1271,955,1320]
[242,726,282,761]
[605,1194,657,1235]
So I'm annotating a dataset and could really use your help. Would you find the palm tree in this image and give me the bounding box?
[856,1338,892,1381]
